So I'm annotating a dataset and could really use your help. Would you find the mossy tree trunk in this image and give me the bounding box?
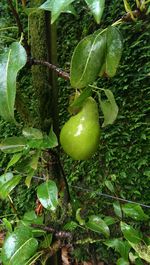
[30,0,58,135]
[29,2,62,264]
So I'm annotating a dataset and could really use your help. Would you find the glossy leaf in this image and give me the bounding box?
[39,0,75,23]
[22,127,43,139]
[37,180,58,211]
[85,0,105,24]
[122,203,149,221]
[105,26,123,77]
[70,29,106,88]
[120,222,142,244]
[62,4,77,16]
[0,173,21,199]
[113,201,123,218]
[0,42,27,122]
[117,258,129,265]
[1,226,38,265]
[129,242,150,263]
[99,89,118,127]
[0,137,27,153]
[105,239,131,260]
[86,215,110,237]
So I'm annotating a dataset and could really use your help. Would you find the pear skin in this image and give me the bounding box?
[60,97,100,160]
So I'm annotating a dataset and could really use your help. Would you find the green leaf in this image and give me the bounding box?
[113,201,123,218]
[104,239,131,260]
[99,89,118,127]
[70,29,106,88]
[29,127,58,150]
[48,127,58,148]
[0,173,21,199]
[129,242,150,263]
[85,0,105,24]
[0,137,27,153]
[22,211,44,237]
[25,151,40,187]
[76,208,85,226]
[2,218,12,233]
[86,215,110,237]
[6,153,23,171]
[40,234,52,249]
[39,0,75,23]
[120,222,142,244]
[25,169,35,188]
[105,26,123,77]
[103,216,116,226]
[62,4,77,16]
[0,42,27,122]
[104,180,115,193]
[117,258,129,265]
[23,211,43,225]
[63,221,78,231]
[122,203,149,221]
[22,127,43,139]
[37,180,58,211]
[1,226,38,265]
[68,86,93,114]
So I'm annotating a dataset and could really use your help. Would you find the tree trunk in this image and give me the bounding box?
[29,2,62,265]
[30,0,58,134]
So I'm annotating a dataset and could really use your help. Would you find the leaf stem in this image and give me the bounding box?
[89,84,105,92]
[7,195,19,219]
[24,250,44,265]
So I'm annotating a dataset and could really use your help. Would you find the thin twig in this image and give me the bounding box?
[7,0,30,57]
[70,185,150,209]
[31,224,72,240]
[32,59,70,81]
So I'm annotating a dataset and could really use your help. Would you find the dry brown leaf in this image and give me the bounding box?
[62,246,71,265]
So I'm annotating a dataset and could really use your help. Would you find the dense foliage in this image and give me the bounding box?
[0,0,149,264]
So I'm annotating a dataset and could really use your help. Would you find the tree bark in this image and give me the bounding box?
[29,2,65,265]
[30,0,58,134]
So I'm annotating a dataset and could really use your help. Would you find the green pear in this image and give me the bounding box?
[60,97,100,160]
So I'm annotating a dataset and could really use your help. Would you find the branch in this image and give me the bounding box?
[32,59,70,81]
[7,0,30,57]
[31,224,72,240]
